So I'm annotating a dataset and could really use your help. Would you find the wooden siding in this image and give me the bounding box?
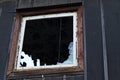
[25,75,84,80]
[0,0,120,80]
[0,8,2,17]
[0,1,16,80]
[17,0,83,9]
[7,5,83,79]
[83,0,105,80]
[103,0,120,80]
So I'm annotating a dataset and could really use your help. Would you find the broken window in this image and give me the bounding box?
[7,4,83,80]
[16,12,78,69]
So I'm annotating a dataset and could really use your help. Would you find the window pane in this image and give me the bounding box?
[16,12,78,69]
[22,16,73,66]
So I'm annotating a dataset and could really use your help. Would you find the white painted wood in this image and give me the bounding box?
[15,12,78,70]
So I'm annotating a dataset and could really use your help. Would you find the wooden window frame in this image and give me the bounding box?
[7,3,83,79]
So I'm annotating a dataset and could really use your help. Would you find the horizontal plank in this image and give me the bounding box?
[0,0,11,3]
[18,0,32,8]
[33,0,82,7]
[17,75,84,80]
[17,0,82,9]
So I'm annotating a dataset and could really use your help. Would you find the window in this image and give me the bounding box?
[7,4,83,79]
[16,12,78,70]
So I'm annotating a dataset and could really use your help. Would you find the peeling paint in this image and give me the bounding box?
[19,51,40,67]
[16,12,78,70]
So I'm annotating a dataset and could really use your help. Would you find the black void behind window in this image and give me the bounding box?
[21,16,73,67]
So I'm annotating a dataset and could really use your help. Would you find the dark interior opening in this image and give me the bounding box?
[21,16,73,67]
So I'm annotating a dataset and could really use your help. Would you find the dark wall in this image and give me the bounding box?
[17,0,83,8]
[0,8,2,16]
[103,0,120,80]
[0,0,120,80]
[83,0,104,80]
[0,1,16,80]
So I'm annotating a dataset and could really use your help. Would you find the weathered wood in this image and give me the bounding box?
[84,0,105,80]
[11,75,84,80]
[0,8,2,17]
[103,0,120,80]
[69,0,83,3]
[0,0,120,80]
[33,0,49,7]
[77,6,84,70]
[0,0,12,3]
[0,1,16,80]
[17,0,32,8]
[7,4,83,79]
[48,0,70,5]
[67,75,84,80]
[17,0,83,9]
[7,14,22,76]
[75,75,84,80]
